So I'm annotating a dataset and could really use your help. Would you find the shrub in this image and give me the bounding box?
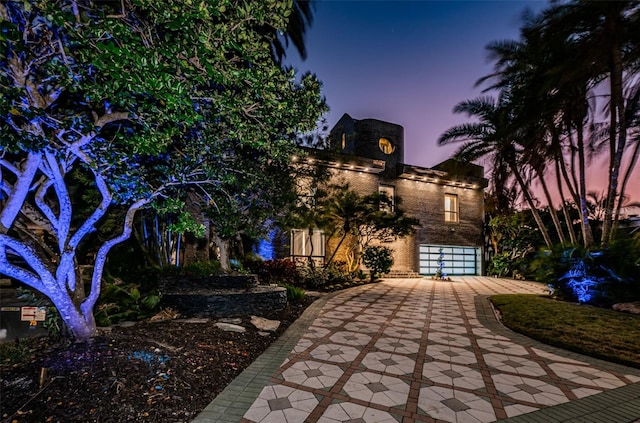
[362,246,393,281]
[252,259,300,286]
[279,284,306,302]
[530,242,640,306]
[325,261,353,285]
[95,278,162,326]
[298,265,329,289]
[159,261,222,277]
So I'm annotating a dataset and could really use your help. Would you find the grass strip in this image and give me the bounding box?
[490,294,640,368]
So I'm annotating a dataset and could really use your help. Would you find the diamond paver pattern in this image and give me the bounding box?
[194,277,640,423]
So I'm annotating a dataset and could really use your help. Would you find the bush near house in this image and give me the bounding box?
[362,246,394,282]
[248,259,301,286]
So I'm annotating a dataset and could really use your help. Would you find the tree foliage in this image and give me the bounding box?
[0,0,326,340]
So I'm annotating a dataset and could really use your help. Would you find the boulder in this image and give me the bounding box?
[250,316,280,332]
[214,322,246,333]
[612,302,640,315]
[218,318,242,325]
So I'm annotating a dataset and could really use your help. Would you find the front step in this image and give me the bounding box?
[384,270,423,279]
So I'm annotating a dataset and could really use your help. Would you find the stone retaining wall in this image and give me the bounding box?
[159,274,258,294]
[161,284,287,318]
[160,275,287,317]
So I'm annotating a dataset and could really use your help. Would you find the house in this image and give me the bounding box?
[289,113,489,276]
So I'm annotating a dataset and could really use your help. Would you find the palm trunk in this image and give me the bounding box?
[326,232,348,266]
[576,124,595,247]
[612,139,640,235]
[536,166,566,244]
[601,45,627,247]
[509,161,553,247]
[555,159,577,244]
[549,123,578,245]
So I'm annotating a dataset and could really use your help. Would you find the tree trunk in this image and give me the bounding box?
[576,125,595,247]
[182,192,210,265]
[601,42,627,247]
[555,159,577,244]
[326,232,348,267]
[509,161,553,247]
[536,167,566,244]
[612,139,640,235]
[215,233,231,272]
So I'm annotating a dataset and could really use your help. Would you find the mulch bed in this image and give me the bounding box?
[1,296,316,423]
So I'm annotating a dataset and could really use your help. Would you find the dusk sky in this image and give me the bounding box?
[285,0,639,203]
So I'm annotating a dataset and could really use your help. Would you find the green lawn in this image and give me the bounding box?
[490,294,640,368]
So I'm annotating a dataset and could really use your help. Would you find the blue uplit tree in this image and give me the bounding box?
[0,1,325,340]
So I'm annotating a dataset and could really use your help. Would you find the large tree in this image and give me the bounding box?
[0,0,325,340]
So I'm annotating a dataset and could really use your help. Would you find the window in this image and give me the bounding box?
[341,133,346,149]
[290,229,325,258]
[444,193,458,222]
[378,137,395,154]
[378,185,395,212]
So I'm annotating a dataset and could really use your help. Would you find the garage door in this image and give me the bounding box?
[419,245,480,276]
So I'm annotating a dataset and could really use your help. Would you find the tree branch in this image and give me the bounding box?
[0,153,42,233]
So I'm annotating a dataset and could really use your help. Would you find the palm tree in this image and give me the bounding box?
[323,186,369,266]
[539,1,640,245]
[479,35,575,245]
[438,96,553,247]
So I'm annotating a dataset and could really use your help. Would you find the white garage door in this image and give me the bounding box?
[419,245,480,276]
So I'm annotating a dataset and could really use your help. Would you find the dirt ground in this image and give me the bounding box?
[1,297,315,423]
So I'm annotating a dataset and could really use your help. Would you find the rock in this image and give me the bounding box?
[179,318,210,324]
[258,331,271,337]
[612,302,640,315]
[214,322,246,333]
[150,307,180,322]
[218,318,242,325]
[250,316,280,332]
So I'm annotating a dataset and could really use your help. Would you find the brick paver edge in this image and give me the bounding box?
[191,289,343,423]
[476,294,640,423]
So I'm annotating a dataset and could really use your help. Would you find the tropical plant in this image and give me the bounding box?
[487,213,542,278]
[94,279,162,327]
[279,283,306,302]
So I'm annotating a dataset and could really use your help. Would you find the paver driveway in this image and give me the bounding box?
[194,277,640,423]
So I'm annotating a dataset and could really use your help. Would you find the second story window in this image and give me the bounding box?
[378,185,395,212]
[444,193,458,222]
